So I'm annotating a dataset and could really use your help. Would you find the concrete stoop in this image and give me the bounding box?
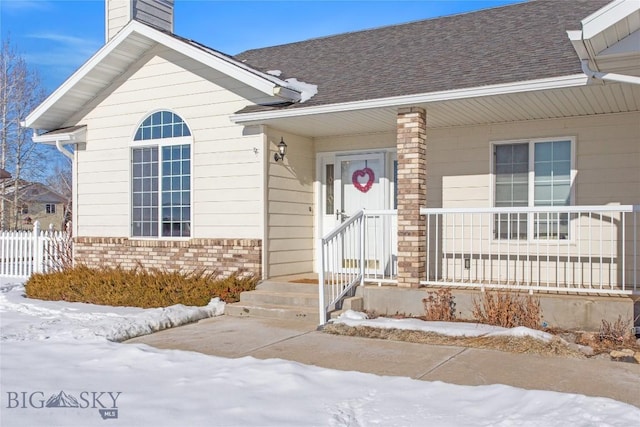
[225,280,320,322]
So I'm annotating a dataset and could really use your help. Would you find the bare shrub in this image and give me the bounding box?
[422,289,456,321]
[598,315,634,345]
[472,290,541,329]
[43,223,73,272]
[25,265,258,307]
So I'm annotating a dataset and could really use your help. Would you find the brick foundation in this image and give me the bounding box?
[74,237,262,277]
[396,107,427,288]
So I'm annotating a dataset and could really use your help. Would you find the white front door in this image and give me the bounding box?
[318,152,390,275]
[319,152,387,239]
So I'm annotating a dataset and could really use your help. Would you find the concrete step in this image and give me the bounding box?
[239,290,319,308]
[256,281,318,293]
[225,302,319,322]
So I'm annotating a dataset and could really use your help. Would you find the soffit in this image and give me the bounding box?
[252,83,640,138]
[27,33,156,130]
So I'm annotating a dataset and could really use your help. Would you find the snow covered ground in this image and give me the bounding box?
[1,282,639,426]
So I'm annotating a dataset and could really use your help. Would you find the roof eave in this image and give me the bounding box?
[567,0,640,85]
[24,20,300,131]
[580,0,639,40]
[230,74,589,124]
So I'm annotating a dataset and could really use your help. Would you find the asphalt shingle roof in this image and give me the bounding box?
[234,0,609,112]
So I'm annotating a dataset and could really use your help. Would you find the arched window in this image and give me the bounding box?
[131,111,192,238]
[133,111,191,141]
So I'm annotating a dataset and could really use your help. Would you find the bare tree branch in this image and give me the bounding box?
[0,36,48,230]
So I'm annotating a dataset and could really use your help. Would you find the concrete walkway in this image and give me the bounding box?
[126,315,640,408]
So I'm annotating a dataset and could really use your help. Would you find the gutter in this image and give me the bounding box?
[579,59,640,85]
[29,127,86,160]
[576,5,640,86]
[231,74,589,123]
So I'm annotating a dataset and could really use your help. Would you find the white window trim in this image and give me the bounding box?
[490,136,577,242]
[130,131,193,240]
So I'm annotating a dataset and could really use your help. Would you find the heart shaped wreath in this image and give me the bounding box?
[352,167,375,193]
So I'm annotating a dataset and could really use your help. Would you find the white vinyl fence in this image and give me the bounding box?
[0,222,70,279]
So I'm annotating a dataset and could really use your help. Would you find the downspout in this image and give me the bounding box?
[55,139,75,160]
[31,129,75,160]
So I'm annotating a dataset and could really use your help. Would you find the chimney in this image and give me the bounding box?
[105,0,174,42]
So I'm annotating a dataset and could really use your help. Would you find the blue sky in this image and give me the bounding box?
[1,0,523,93]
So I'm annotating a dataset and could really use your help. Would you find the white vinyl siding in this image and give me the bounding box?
[422,112,638,208]
[73,45,272,238]
[266,131,315,277]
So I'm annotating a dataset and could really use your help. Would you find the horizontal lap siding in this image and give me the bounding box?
[74,46,269,239]
[428,112,640,208]
[266,130,315,277]
[428,113,639,287]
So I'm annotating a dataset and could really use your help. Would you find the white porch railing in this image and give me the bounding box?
[318,205,638,323]
[420,205,639,294]
[318,209,398,323]
[0,222,69,279]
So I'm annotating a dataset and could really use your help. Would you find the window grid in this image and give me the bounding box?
[494,143,528,240]
[45,204,56,214]
[161,145,191,237]
[493,139,572,241]
[132,147,159,237]
[134,111,191,141]
[131,110,192,239]
[533,140,571,240]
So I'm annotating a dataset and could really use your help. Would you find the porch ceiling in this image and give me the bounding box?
[251,82,640,138]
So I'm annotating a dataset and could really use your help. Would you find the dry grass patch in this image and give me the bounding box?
[323,323,585,358]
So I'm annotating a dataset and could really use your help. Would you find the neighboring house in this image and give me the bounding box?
[0,169,10,180]
[23,0,639,325]
[1,181,68,231]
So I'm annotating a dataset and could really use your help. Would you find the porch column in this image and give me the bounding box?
[396,107,426,288]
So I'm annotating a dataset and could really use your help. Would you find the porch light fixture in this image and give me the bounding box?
[274,137,287,162]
